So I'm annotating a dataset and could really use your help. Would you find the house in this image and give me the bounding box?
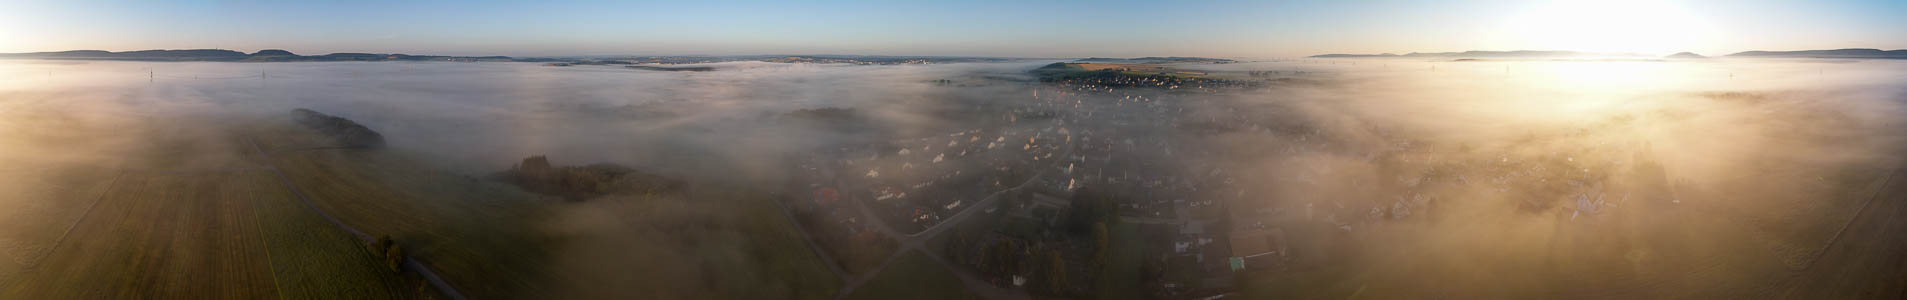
[1227,228,1286,271]
[1181,221,1205,236]
[813,187,840,206]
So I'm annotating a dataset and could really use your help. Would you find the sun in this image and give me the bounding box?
[1496,0,1718,55]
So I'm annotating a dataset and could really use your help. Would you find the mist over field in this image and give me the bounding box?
[2,58,1905,298]
[0,61,1034,175]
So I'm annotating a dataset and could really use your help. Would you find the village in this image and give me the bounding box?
[775,63,1672,299]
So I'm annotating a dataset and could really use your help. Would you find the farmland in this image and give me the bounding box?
[248,118,554,298]
[0,115,425,299]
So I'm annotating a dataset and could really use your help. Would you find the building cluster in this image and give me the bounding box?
[777,64,1667,299]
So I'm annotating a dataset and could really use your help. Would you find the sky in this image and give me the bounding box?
[1,0,1903,58]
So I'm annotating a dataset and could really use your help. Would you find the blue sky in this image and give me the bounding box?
[1,0,1903,58]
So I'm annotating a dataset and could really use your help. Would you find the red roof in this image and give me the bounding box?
[814,187,840,205]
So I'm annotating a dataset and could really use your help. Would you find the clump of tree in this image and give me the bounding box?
[979,239,1027,277]
[775,107,871,132]
[371,235,406,273]
[291,108,386,148]
[492,155,681,201]
[781,107,858,121]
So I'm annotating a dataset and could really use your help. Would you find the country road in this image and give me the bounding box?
[826,138,1074,300]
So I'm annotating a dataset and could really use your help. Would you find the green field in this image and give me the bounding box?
[540,188,844,299]
[845,250,978,300]
[0,116,416,299]
[263,147,552,298]
[1093,222,1149,300]
[250,170,423,299]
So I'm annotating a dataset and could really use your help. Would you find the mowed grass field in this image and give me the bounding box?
[1092,222,1149,300]
[243,116,554,297]
[0,170,272,299]
[0,170,412,299]
[0,118,423,299]
[249,168,423,299]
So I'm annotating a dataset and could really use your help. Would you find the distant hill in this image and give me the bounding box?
[1311,50,1608,59]
[1075,57,1235,64]
[251,49,296,56]
[1725,48,1907,59]
[1310,53,1399,58]
[1315,48,1907,60]
[625,65,717,72]
[0,48,512,62]
[1665,52,1707,59]
[0,49,250,61]
[2,49,1020,65]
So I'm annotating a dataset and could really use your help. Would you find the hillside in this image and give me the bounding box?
[1076,57,1235,64]
[1311,50,1605,58]
[0,49,511,62]
[1666,52,1709,59]
[1726,48,1907,59]
[1314,48,1907,60]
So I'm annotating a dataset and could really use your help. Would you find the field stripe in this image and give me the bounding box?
[34,171,125,269]
[245,177,290,300]
[1803,168,1901,270]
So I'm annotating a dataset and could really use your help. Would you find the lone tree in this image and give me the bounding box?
[1045,250,1068,295]
[385,244,406,273]
[371,235,393,253]
[372,235,406,273]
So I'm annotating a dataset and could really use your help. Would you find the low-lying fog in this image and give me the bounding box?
[2,58,1904,297]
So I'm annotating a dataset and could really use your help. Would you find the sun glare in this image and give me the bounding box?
[1498,0,1718,55]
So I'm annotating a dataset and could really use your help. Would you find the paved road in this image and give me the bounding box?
[829,141,1073,300]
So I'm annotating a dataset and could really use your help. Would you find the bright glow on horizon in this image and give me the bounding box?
[1496,0,1720,55]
